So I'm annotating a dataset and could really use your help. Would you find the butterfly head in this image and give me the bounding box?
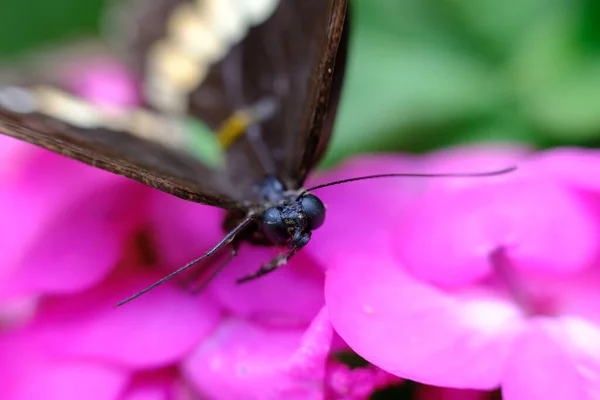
[259,193,326,245]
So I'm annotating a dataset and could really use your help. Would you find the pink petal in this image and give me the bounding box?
[287,306,333,377]
[184,310,333,400]
[0,136,37,183]
[184,318,303,400]
[147,191,225,270]
[0,152,148,298]
[503,317,600,400]
[209,244,324,326]
[0,330,128,400]
[325,254,525,389]
[36,264,222,369]
[0,178,145,298]
[0,295,37,328]
[394,170,599,286]
[306,155,419,265]
[554,266,600,322]
[532,148,600,192]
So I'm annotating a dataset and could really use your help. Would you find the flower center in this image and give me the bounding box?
[489,247,558,317]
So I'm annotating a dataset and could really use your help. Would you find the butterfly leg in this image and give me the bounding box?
[116,215,254,306]
[236,230,311,284]
[189,245,239,293]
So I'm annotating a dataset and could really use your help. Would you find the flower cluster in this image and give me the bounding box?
[0,63,400,400]
[323,146,600,399]
[1,63,599,400]
[0,132,403,400]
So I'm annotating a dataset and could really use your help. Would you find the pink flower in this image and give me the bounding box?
[150,190,399,399]
[0,136,146,302]
[0,61,397,399]
[324,146,600,399]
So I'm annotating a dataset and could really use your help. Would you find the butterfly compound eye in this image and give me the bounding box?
[260,206,289,244]
[300,194,326,230]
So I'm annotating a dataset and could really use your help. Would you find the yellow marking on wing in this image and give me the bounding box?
[217,111,252,148]
[217,98,277,148]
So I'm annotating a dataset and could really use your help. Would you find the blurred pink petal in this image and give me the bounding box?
[395,172,600,286]
[35,264,222,369]
[325,254,525,389]
[0,136,37,183]
[147,192,225,270]
[306,155,419,265]
[0,296,37,328]
[0,154,146,298]
[184,308,333,400]
[502,318,600,400]
[325,146,600,399]
[0,330,128,400]
[532,147,600,192]
[210,245,324,326]
[287,306,333,376]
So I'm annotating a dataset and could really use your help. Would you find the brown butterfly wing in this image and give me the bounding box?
[0,0,349,207]
[0,108,243,208]
[112,0,349,190]
[0,40,244,208]
[227,0,349,187]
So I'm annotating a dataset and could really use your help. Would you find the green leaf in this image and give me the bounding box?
[509,5,600,139]
[440,0,557,58]
[0,0,103,56]
[523,61,600,139]
[325,26,505,165]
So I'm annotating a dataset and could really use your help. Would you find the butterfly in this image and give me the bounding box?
[0,0,514,305]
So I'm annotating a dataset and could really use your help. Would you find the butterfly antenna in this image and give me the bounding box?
[115,215,254,307]
[299,165,517,196]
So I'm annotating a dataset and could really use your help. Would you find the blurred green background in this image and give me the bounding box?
[1,0,599,167]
